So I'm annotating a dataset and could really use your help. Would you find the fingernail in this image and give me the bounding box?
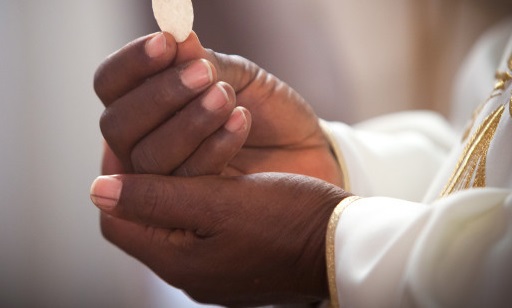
[203,83,230,111]
[90,176,122,211]
[145,33,167,58]
[181,59,213,90]
[225,108,247,132]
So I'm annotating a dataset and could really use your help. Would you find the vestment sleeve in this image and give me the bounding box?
[327,189,512,307]
[322,26,512,306]
[322,112,512,307]
[321,111,455,201]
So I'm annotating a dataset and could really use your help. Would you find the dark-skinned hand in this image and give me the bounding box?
[95,32,343,186]
[92,32,349,306]
[91,172,349,306]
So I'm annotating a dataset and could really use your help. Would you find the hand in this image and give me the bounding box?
[90,172,350,306]
[96,32,252,177]
[95,32,343,186]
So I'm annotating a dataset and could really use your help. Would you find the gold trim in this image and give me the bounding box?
[509,94,512,117]
[494,71,512,91]
[440,104,504,197]
[326,196,362,308]
[460,92,501,142]
[319,119,351,191]
[461,100,484,142]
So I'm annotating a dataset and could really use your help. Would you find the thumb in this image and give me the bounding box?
[174,31,208,63]
[89,174,228,230]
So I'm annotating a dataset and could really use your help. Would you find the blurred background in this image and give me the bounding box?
[1,0,511,307]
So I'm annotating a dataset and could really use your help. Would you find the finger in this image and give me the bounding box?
[173,32,258,93]
[175,32,315,141]
[212,53,319,146]
[90,174,226,230]
[100,59,216,170]
[100,213,155,261]
[94,32,177,106]
[99,213,201,290]
[175,32,208,64]
[207,54,314,146]
[130,82,237,174]
[196,43,321,148]
[101,141,125,175]
[173,107,251,176]
[100,213,195,257]
[175,33,302,138]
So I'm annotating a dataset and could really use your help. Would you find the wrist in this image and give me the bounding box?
[298,186,352,302]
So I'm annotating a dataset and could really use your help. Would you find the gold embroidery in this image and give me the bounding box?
[494,71,512,91]
[440,104,504,197]
[509,94,512,117]
[326,196,361,308]
[461,92,502,142]
[508,54,512,71]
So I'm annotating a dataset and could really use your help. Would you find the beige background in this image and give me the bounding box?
[192,0,512,123]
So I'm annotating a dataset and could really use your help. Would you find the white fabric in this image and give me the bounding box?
[328,111,454,201]
[329,23,512,307]
[336,190,512,307]
[450,19,512,132]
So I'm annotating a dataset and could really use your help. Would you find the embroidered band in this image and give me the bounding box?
[326,195,362,308]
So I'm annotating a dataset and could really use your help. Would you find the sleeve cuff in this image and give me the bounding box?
[325,195,362,308]
[319,119,351,191]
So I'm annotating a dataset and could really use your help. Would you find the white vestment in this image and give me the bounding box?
[323,21,512,307]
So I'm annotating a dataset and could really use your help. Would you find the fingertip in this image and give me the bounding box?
[145,33,166,58]
[90,176,123,211]
[181,59,215,91]
[183,31,203,48]
[224,107,251,133]
[218,81,236,106]
[202,82,233,111]
[145,32,177,60]
[161,31,178,44]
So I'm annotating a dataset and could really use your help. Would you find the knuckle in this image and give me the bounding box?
[147,73,177,110]
[93,63,112,103]
[131,140,163,174]
[212,52,260,91]
[149,84,173,109]
[174,165,198,177]
[185,113,203,133]
[206,49,221,70]
[99,108,122,142]
[135,177,170,222]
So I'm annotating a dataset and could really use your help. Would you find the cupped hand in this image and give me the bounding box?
[91,172,350,306]
[95,32,343,186]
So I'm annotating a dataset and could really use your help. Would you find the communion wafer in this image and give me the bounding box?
[152,0,194,43]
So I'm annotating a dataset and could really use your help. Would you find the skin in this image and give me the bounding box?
[96,32,343,185]
[93,32,349,306]
[98,173,349,306]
